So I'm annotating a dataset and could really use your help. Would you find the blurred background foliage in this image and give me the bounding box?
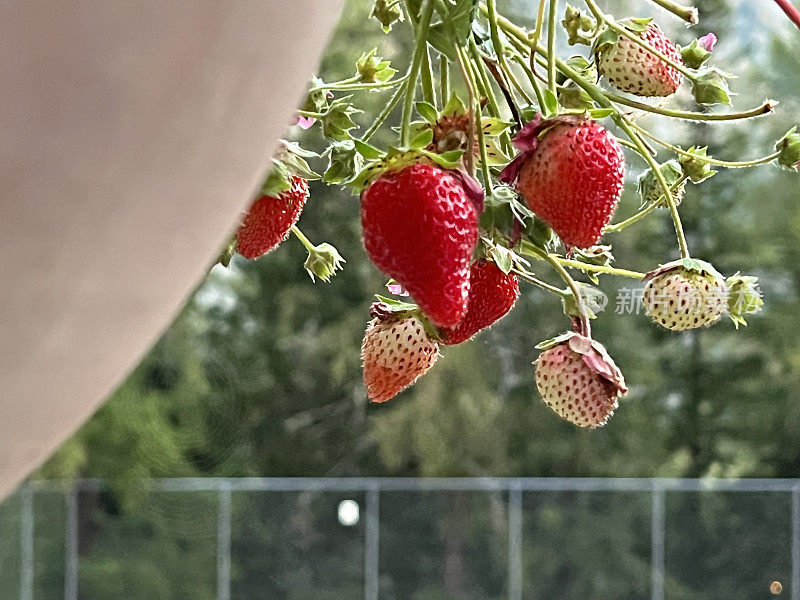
[3,0,800,598]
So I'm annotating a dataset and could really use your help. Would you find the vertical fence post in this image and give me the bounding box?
[217,481,232,600]
[364,486,380,600]
[20,484,34,600]
[650,484,666,600]
[508,483,523,600]
[792,485,799,600]
[64,484,79,600]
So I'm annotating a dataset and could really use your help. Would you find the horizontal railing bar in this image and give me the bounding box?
[17,477,800,494]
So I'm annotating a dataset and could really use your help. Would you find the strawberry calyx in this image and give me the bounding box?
[371,296,441,341]
[642,257,724,282]
[261,140,320,197]
[535,332,627,394]
[352,146,484,212]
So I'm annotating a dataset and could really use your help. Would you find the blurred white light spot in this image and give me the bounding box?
[337,500,360,526]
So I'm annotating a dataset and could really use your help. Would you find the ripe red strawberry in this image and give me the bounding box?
[361,302,440,403]
[534,332,627,428]
[596,21,683,97]
[500,115,625,250]
[361,163,479,327]
[439,260,520,345]
[237,175,309,259]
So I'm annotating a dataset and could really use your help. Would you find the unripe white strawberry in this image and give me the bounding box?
[361,302,440,403]
[596,21,683,97]
[642,259,728,331]
[638,160,686,208]
[534,333,627,428]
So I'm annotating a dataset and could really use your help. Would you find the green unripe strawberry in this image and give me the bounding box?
[638,160,686,208]
[642,259,728,331]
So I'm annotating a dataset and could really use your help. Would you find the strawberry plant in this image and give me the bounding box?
[221,0,799,427]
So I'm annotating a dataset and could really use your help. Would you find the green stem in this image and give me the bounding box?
[509,45,546,110]
[647,0,698,24]
[291,226,316,252]
[361,77,408,142]
[621,122,690,258]
[513,267,569,296]
[633,124,783,168]
[401,0,434,147]
[468,41,503,119]
[440,54,450,102]
[608,94,777,122]
[421,46,436,106]
[460,50,492,186]
[605,175,687,233]
[297,110,324,119]
[486,0,532,108]
[584,0,695,80]
[546,0,558,97]
[558,258,646,279]
[311,77,408,92]
[521,243,591,335]
[455,45,477,176]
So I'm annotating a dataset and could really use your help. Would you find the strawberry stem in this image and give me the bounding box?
[633,124,783,168]
[647,0,698,24]
[608,94,777,122]
[546,0,558,98]
[291,225,316,253]
[439,55,450,103]
[454,45,477,176]
[605,175,688,233]
[512,267,570,296]
[400,0,434,147]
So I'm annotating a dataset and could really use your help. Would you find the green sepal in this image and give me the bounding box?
[261,159,292,197]
[301,76,333,114]
[570,245,615,284]
[561,282,607,319]
[370,0,404,33]
[320,97,363,141]
[481,117,512,136]
[678,147,716,183]
[442,93,467,118]
[524,219,560,254]
[349,147,464,191]
[558,83,595,110]
[680,38,713,70]
[356,48,397,83]
[562,4,597,46]
[278,141,321,180]
[217,233,238,269]
[690,68,734,106]
[416,101,439,124]
[543,89,559,117]
[409,127,435,150]
[775,127,800,171]
[303,242,345,283]
[623,17,653,32]
[556,56,596,86]
[483,186,534,225]
[433,0,479,46]
[644,257,724,282]
[726,274,763,328]
[592,26,620,54]
[638,160,684,207]
[372,295,441,341]
[481,238,531,274]
[323,140,363,185]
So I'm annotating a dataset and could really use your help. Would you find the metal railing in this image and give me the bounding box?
[9,477,800,600]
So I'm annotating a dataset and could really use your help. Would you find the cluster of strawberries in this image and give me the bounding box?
[227,10,787,429]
